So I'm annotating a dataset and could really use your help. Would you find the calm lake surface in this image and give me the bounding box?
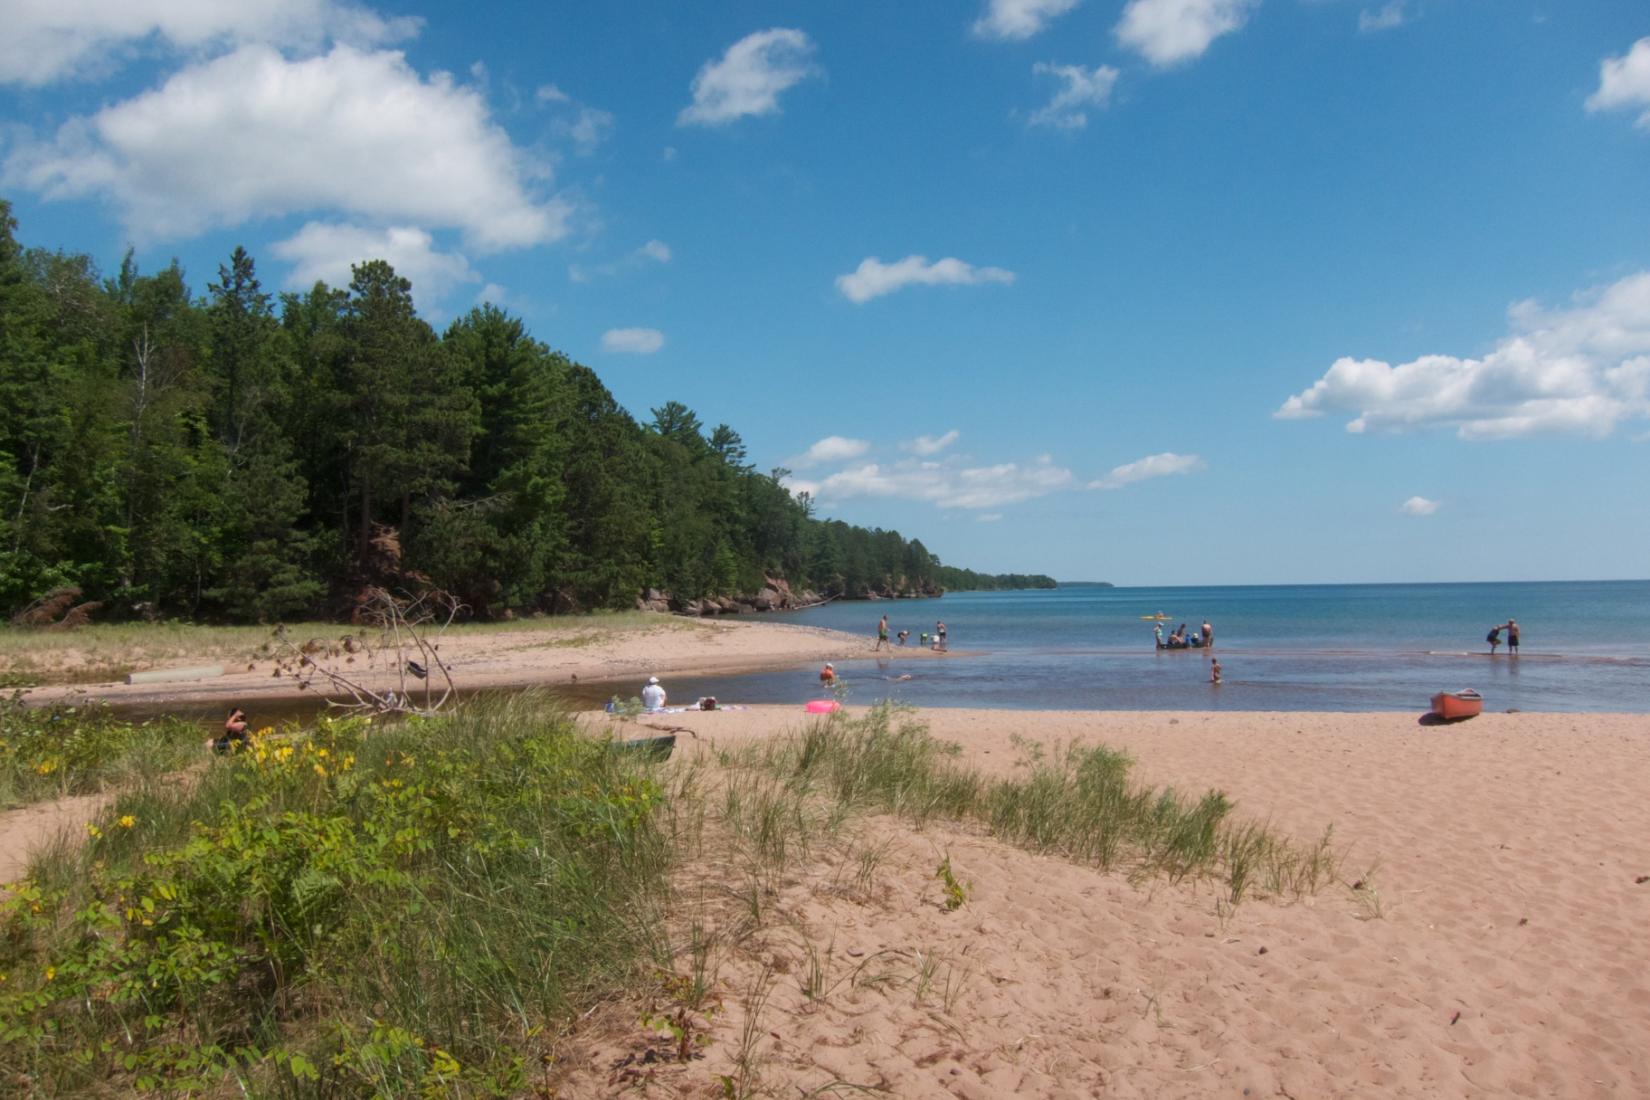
[666,581,1650,714]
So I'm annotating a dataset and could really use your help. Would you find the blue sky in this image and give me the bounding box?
[3,1,1648,584]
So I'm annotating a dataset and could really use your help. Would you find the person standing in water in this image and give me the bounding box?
[1486,624,1502,654]
[1505,619,1520,655]
[1202,619,1214,648]
[1210,657,1223,684]
[934,621,947,652]
[1154,623,1164,649]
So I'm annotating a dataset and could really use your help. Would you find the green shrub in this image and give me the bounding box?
[0,696,204,810]
[0,692,672,1098]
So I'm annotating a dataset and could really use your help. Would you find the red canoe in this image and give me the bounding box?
[1430,689,1483,721]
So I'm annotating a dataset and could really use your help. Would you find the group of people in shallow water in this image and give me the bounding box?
[1154,618,1214,651]
[874,614,946,652]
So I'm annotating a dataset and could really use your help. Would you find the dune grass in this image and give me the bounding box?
[0,697,1335,1097]
[0,696,206,811]
[725,704,1337,903]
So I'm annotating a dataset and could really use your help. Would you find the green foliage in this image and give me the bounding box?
[0,207,1048,622]
[0,694,673,1097]
[0,696,203,809]
[935,856,969,911]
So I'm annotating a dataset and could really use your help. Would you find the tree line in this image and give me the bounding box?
[0,202,1053,622]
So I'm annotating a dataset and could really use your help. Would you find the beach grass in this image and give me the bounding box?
[0,697,1337,1096]
[0,696,206,811]
[726,703,1338,903]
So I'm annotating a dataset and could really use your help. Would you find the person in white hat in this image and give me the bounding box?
[641,675,667,711]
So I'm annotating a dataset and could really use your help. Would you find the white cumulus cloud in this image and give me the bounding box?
[972,0,1083,41]
[1029,62,1120,129]
[1088,452,1205,490]
[601,328,665,354]
[678,29,819,126]
[820,456,1073,510]
[1358,3,1408,34]
[836,255,1015,304]
[1275,271,1650,439]
[0,0,419,86]
[1400,496,1439,516]
[901,430,961,456]
[1115,0,1258,67]
[792,436,872,468]
[4,44,567,251]
[1587,37,1650,130]
[272,223,478,305]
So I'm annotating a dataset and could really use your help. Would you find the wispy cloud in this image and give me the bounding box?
[1587,37,1650,130]
[1028,62,1120,129]
[1276,271,1650,439]
[791,436,872,468]
[1114,0,1258,67]
[837,255,1015,304]
[820,456,1073,510]
[1400,496,1439,516]
[901,430,961,456]
[1358,3,1408,34]
[601,327,665,354]
[972,0,1083,41]
[1087,452,1205,490]
[568,239,672,283]
[678,28,819,126]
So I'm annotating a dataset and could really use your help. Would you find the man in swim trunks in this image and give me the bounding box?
[1505,619,1519,655]
[876,614,888,650]
[1202,619,1213,648]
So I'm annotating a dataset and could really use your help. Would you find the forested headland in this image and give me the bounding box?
[0,202,1052,624]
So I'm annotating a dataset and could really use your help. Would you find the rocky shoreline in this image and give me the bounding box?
[634,574,941,617]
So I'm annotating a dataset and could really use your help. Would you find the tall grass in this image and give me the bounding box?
[733,703,1336,903]
[0,691,675,1098]
[0,696,206,810]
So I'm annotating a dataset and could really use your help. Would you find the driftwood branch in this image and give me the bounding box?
[271,588,462,717]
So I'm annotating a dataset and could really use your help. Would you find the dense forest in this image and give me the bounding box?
[0,201,1053,622]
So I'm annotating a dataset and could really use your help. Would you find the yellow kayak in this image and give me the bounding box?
[1138,613,1171,620]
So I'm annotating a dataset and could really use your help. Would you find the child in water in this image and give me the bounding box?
[1210,658,1223,685]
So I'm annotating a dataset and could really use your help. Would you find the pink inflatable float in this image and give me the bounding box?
[804,699,841,714]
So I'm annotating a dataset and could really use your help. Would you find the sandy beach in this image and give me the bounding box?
[9,617,1650,1096]
[16,614,917,711]
[560,704,1650,1098]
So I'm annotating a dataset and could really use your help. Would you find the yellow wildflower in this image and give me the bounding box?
[313,763,327,777]
[86,823,102,838]
[118,815,136,829]
[44,967,55,982]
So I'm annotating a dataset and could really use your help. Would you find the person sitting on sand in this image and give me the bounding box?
[210,707,251,754]
[1486,625,1502,654]
[641,675,667,711]
[1210,658,1222,684]
[819,662,836,685]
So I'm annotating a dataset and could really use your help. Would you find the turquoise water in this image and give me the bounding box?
[673,581,1650,713]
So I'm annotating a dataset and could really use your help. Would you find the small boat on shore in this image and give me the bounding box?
[1429,689,1483,721]
[610,734,677,760]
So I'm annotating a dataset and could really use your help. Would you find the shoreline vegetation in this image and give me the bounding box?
[1,200,1051,634]
[4,692,1648,1094]
[0,695,1330,1096]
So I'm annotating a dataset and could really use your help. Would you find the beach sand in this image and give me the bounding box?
[562,705,1650,1098]
[18,615,913,711]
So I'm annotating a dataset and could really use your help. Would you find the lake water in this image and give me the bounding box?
[664,581,1650,714]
